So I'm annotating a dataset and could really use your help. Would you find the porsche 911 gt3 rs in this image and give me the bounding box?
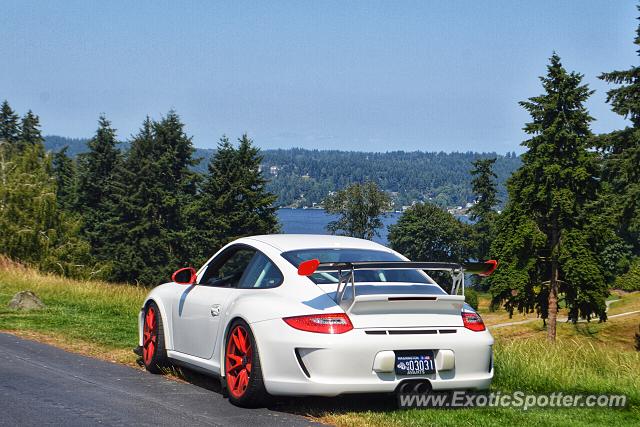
[137,234,497,407]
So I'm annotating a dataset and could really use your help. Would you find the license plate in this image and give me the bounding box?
[394,350,435,375]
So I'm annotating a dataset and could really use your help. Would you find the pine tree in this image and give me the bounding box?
[324,181,392,240]
[469,158,498,220]
[110,112,200,284]
[20,110,44,149]
[0,100,20,147]
[234,134,279,236]
[185,136,234,264]
[149,110,200,271]
[599,8,640,126]
[188,134,279,265]
[108,118,157,282]
[76,116,120,212]
[469,158,498,261]
[597,7,640,256]
[52,146,77,211]
[75,115,122,262]
[487,54,607,341]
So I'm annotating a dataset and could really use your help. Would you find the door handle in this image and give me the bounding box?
[210,304,221,317]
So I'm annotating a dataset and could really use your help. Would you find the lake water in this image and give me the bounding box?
[277,208,403,244]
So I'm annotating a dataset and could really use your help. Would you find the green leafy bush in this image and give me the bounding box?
[465,288,479,310]
[614,260,640,292]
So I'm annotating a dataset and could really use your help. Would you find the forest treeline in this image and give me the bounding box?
[44,135,520,209]
[1,109,279,284]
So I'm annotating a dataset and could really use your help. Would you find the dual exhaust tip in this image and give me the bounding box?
[396,379,432,394]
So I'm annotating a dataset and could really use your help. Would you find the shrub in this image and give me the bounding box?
[465,288,479,310]
[614,259,640,292]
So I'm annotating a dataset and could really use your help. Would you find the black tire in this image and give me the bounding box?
[224,319,270,407]
[142,301,168,374]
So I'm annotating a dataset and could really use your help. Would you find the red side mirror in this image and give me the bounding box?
[172,267,197,285]
[298,259,320,276]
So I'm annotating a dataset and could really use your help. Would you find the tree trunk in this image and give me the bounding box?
[547,228,559,342]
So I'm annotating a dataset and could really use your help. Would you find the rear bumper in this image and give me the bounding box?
[251,319,494,397]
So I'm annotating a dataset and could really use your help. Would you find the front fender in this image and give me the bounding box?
[139,283,175,350]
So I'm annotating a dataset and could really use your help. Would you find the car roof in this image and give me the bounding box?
[243,234,395,253]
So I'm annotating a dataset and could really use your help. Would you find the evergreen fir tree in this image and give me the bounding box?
[487,54,607,341]
[75,115,122,262]
[186,136,236,264]
[233,134,279,236]
[110,112,199,284]
[0,100,20,147]
[20,110,44,149]
[52,146,77,211]
[188,134,279,265]
[76,116,120,212]
[597,7,640,256]
[108,118,157,282]
[469,158,498,262]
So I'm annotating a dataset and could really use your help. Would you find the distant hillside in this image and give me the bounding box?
[44,135,520,208]
[43,135,93,156]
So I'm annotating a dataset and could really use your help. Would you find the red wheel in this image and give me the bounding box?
[225,325,252,398]
[143,306,158,366]
[142,302,168,373]
[224,320,269,407]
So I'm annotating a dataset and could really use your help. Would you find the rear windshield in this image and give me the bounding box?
[282,248,445,293]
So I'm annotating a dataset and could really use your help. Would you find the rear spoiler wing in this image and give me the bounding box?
[297,259,498,305]
[307,260,497,277]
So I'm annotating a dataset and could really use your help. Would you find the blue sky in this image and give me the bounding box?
[1,1,637,152]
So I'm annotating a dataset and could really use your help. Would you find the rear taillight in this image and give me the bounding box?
[462,312,486,332]
[283,313,353,334]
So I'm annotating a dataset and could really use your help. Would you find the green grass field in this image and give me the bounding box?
[0,258,145,363]
[1,258,638,426]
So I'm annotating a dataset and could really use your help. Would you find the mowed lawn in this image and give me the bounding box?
[0,259,639,426]
[0,259,146,364]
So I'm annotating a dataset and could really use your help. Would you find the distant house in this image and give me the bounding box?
[269,165,279,176]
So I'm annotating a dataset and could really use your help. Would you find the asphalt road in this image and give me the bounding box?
[0,333,316,426]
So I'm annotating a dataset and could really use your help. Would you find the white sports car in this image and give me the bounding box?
[137,234,497,407]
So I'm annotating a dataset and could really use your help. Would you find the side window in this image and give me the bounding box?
[238,252,284,289]
[200,247,256,287]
